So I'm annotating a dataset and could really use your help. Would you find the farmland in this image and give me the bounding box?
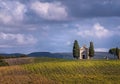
[0,57,120,84]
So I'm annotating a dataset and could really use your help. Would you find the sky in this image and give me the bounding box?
[0,0,120,53]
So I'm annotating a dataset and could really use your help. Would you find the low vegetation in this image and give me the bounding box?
[3,57,34,65]
[0,60,8,66]
[0,57,120,84]
[109,48,120,59]
[0,55,28,59]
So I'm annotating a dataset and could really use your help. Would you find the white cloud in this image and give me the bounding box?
[0,45,13,48]
[77,23,112,38]
[0,32,37,45]
[95,48,108,52]
[66,41,71,46]
[0,1,27,24]
[30,1,68,20]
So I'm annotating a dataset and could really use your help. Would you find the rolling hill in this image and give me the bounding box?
[0,58,120,84]
[28,52,116,59]
[0,52,117,59]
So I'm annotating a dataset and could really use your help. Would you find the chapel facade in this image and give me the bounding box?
[79,45,90,59]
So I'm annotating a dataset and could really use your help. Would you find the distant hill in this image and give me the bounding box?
[53,53,73,59]
[28,52,54,57]
[0,53,25,57]
[28,52,71,58]
[28,52,117,59]
[0,52,117,59]
[94,52,117,59]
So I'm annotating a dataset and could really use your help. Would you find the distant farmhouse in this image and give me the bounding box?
[79,45,90,59]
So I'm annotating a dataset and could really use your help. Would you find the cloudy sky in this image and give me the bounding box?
[0,0,120,53]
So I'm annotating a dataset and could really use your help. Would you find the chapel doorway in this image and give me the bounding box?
[83,55,86,59]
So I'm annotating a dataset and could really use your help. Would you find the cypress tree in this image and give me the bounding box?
[116,47,119,59]
[73,40,80,59]
[89,41,94,58]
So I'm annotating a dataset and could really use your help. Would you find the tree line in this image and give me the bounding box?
[0,55,28,59]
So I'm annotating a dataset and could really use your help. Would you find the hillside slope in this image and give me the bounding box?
[0,58,120,84]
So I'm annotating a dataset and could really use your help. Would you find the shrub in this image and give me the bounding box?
[0,59,9,66]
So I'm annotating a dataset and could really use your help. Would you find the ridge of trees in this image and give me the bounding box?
[0,55,28,59]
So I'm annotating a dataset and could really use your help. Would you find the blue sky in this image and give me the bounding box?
[0,0,120,53]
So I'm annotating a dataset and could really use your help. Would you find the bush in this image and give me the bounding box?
[0,56,5,59]
[0,60,9,66]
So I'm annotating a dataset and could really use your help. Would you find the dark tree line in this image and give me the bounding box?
[0,55,28,59]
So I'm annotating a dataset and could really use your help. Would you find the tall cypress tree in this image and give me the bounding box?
[73,40,80,59]
[116,47,119,59]
[89,42,94,58]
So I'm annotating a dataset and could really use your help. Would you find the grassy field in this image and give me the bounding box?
[3,57,34,65]
[0,57,120,84]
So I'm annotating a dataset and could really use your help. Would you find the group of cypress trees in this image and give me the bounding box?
[73,40,94,59]
[73,40,120,60]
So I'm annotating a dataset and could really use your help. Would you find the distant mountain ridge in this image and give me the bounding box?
[28,52,116,59]
[0,52,117,59]
[28,52,73,59]
[0,53,25,57]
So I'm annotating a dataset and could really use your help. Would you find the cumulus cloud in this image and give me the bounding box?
[0,0,120,25]
[77,23,112,38]
[0,32,37,46]
[0,0,119,53]
[0,0,27,24]
[62,0,120,18]
[30,1,68,21]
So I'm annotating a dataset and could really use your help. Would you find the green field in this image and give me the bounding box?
[0,57,120,84]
